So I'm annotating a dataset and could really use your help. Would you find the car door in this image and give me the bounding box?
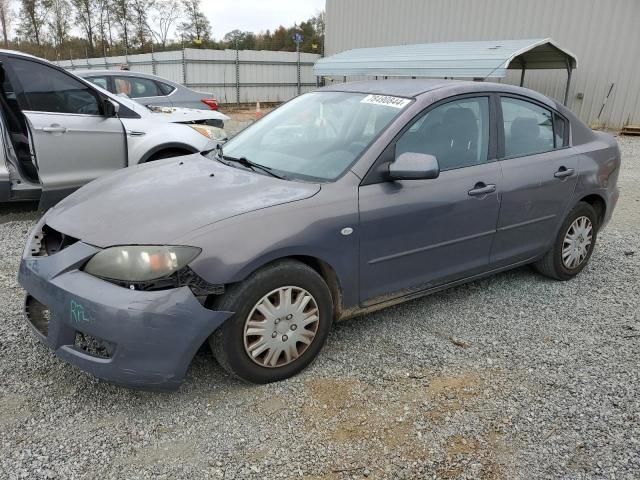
[358,96,501,306]
[490,95,578,266]
[3,56,127,204]
[114,75,171,107]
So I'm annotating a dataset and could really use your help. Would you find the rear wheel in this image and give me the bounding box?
[534,202,599,280]
[209,260,333,383]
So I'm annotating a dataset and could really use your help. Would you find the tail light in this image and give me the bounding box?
[201,98,219,110]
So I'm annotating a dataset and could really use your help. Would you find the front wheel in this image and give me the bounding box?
[534,201,599,280]
[208,260,333,383]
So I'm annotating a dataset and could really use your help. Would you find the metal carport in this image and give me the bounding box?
[314,38,578,105]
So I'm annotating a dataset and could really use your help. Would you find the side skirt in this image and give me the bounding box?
[338,255,540,321]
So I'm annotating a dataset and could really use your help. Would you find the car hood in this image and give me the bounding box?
[45,154,320,247]
[144,105,229,123]
[107,93,229,123]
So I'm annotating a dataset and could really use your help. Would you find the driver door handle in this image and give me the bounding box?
[554,167,575,179]
[468,182,496,196]
[42,125,68,134]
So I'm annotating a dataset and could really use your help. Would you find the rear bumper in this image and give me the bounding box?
[602,186,620,227]
[18,236,232,391]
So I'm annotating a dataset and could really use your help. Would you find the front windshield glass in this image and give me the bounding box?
[217,91,411,182]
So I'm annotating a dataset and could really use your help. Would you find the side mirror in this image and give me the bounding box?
[389,152,440,180]
[103,98,120,117]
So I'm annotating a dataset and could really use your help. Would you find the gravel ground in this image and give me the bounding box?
[0,137,639,479]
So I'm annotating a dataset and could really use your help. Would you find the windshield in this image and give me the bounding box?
[216,91,411,181]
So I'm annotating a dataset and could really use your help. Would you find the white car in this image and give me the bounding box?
[0,50,229,208]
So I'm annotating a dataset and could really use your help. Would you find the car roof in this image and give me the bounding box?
[75,69,173,81]
[319,79,453,98]
[319,79,556,108]
[0,49,46,61]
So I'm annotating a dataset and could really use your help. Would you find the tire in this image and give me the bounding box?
[534,201,599,280]
[146,148,192,162]
[208,260,334,383]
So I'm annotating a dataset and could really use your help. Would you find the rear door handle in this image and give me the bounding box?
[554,167,575,179]
[42,125,68,134]
[468,182,496,196]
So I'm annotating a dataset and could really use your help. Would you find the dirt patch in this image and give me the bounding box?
[0,392,32,427]
[302,371,510,475]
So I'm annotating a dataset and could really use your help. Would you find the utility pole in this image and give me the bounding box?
[293,24,303,95]
[235,38,240,106]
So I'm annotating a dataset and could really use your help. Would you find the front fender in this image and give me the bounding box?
[181,180,361,309]
[120,119,211,165]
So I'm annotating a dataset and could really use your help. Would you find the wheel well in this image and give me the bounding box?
[580,194,606,225]
[291,256,344,319]
[145,148,193,162]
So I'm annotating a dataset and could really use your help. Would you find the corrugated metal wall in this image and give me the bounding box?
[59,49,321,105]
[325,0,640,129]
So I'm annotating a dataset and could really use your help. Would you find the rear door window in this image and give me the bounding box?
[501,97,554,157]
[114,76,161,98]
[86,76,110,91]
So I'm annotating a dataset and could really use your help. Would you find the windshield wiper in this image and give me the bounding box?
[225,155,286,180]
[214,145,286,180]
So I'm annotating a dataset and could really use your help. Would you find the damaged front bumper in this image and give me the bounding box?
[17,224,232,391]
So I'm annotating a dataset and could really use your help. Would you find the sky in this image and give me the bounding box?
[201,0,326,40]
[7,0,326,41]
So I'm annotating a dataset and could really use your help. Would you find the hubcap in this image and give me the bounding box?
[243,286,320,368]
[562,216,593,269]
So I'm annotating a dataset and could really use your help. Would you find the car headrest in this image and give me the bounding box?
[443,108,477,131]
[511,117,540,139]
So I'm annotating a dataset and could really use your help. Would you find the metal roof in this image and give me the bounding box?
[314,38,577,79]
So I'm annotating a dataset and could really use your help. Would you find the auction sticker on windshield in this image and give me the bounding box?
[360,94,411,109]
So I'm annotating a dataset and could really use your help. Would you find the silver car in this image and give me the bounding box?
[78,70,221,111]
[0,50,228,208]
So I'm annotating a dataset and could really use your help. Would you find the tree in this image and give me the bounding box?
[0,0,12,48]
[18,0,50,46]
[71,0,95,54]
[309,10,325,51]
[111,0,132,53]
[149,0,182,49]
[271,25,287,51]
[178,0,211,44]
[130,0,153,50]
[95,0,113,55]
[223,29,256,50]
[48,0,72,48]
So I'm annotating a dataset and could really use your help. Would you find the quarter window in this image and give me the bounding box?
[9,58,101,115]
[554,112,568,148]
[157,81,176,95]
[501,97,554,157]
[396,97,490,171]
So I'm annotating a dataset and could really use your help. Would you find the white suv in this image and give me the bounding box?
[0,50,228,208]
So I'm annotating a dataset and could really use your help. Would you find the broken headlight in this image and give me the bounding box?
[84,245,201,282]
[188,124,227,141]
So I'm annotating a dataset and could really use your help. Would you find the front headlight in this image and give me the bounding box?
[84,245,201,282]
[188,124,227,141]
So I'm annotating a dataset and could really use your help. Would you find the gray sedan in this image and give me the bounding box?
[18,80,620,390]
[76,70,220,111]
